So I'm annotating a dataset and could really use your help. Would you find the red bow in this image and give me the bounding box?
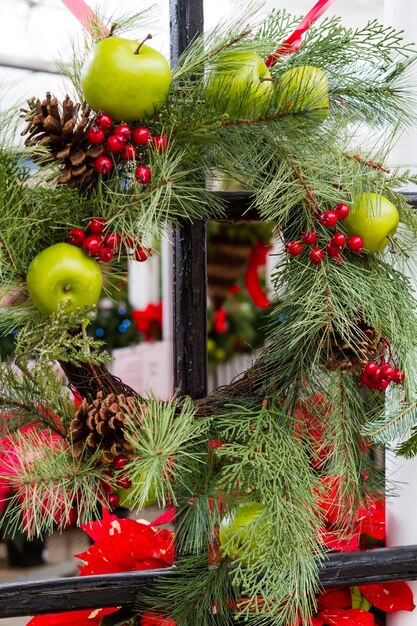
[132,302,163,341]
[245,241,271,309]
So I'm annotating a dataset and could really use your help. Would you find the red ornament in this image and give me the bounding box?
[67,228,86,246]
[309,247,325,265]
[87,126,105,145]
[132,126,151,145]
[117,475,132,490]
[114,124,131,143]
[95,113,113,130]
[326,243,343,259]
[152,135,168,152]
[120,144,136,160]
[392,368,405,384]
[83,235,103,256]
[88,217,107,234]
[103,232,122,249]
[331,232,347,247]
[333,203,350,220]
[319,212,338,228]
[134,245,151,262]
[135,165,152,184]
[99,247,114,263]
[94,155,112,174]
[286,241,303,256]
[107,492,120,509]
[107,135,124,153]
[347,235,363,252]
[113,454,128,470]
[301,231,317,245]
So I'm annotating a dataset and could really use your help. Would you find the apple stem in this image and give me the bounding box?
[134,33,153,55]
[109,23,117,37]
[387,236,397,254]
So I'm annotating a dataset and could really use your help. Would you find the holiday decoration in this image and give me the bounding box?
[344,193,400,253]
[81,36,172,122]
[26,243,103,315]
[1,2,417,625]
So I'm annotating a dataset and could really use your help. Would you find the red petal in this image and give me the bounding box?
[359,581,415,612]
[317,588,352,610]
[321,529,360,552]
[26,607,117,625]
[310,618,325,626]
[319,609,374,625]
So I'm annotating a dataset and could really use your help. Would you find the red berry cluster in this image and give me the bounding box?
[359,339,405,392]
[101,454,132,510]
[285,203,364,266]
[88,112,168,184]
[68,217,151,263]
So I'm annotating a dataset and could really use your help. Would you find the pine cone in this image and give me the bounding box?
[20,92,102,189]
[325,317,377,374]
[70,391,138,465]
[207,233,252,310]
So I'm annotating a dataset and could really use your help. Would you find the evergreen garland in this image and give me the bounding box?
[0,5,416,625]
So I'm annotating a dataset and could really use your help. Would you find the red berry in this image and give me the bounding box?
[347,235,363,252]
[380,364,395,380]
[392,369,405,384]
[67,228,86,246]
[88,217,107,234]
[370,366,382,381]
[83,234,103,255]
[108,492,120,509]
[95,113,113,130]
[333,203,350,220]
[132,126,150,145]
[286,241,303,256]
[309,247,325,265]
[107,135,124,153]
[103,232,122,249]
[378,379,390,392]
[87,126,105,145]
[120,144,136,160]
[117,475,132,490]
[94,155,112,174]
[301,231,317,245]
[331,232,347,247]
[113,454,129,470]
[364,361,378,377]
[326,242,342,258]
[135,164,152,184]
[124,235,135,249]
[359,370,369,387]
[134,245,151,262]
[114,124,131,143]
[319,212,338,228]
[152,135,168,152]
[99,247,114,263]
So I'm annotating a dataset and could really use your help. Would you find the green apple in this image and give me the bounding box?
[219,501,267,562]
[206,51,273,118]
[117,472,157,509]
[26,243,102,315]
[344,193,400,253]
[277,65,329,120]
[81,37,171,122]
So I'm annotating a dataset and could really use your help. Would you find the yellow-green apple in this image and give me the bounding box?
[117,471,158,509]
[219,501,267,562]
[344,193,400,253]
[277,65,329,120]
[206,51,273,118]
[81,37,171,122]
[26,243,102,315]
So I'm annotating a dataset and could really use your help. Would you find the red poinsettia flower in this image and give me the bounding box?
[26,607,117,625]
[140,612,176,625]
[317,588,352,611]
[356,499,385,543]
[318,608,375,625]
[320,528,361,552]
[77,510,174,575]
[359,581,415,613]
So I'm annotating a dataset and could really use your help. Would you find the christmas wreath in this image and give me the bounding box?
[1,0,417,624]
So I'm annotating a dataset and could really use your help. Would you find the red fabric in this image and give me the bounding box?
[244,241,271,309]
[266,0,334,65]
[26,607,116,625]
[359,581,415,613]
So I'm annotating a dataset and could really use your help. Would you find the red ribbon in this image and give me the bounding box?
[266,0,334,66]
[60,0,109,37]
[244,241,271,309]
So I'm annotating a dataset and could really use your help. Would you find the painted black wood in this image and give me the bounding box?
[171,0,207,399]
[1,546,417,617]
